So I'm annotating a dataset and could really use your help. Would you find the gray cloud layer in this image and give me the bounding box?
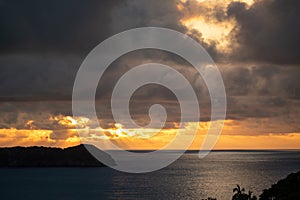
[227,0,300,64]
[0,0,299,132]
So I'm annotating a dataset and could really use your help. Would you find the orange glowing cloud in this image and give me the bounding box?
[0,114,299,150]
[49,115,89,129]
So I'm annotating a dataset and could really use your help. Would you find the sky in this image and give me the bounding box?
[0,0,300,149]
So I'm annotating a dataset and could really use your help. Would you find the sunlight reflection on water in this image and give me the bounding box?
[0,151,299,200]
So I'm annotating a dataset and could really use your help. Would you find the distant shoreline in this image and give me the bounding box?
[117,149,300,153]
[0,144,115,167]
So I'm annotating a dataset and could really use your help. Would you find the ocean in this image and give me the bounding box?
[0,150,299,200]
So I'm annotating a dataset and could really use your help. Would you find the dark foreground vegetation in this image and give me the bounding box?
[202,170,300,200]
[259,170,300,200]
[0,144,115,167]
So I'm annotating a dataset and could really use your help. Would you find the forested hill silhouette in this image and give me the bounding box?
[0,144,115,167]
[259,170,300,200]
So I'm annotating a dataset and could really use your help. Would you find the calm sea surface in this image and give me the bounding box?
[0,151,299,200]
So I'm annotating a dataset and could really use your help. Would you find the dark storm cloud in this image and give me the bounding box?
[227,0,300,65]
[0,0,218,100]
[0,0,123,100]
[0,0,123,54]
[110,0,185,32]
[221,65,300,99]
[0,54,80,99]
[0,0,206,54]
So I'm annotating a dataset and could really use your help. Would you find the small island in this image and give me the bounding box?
[0,144,115,167]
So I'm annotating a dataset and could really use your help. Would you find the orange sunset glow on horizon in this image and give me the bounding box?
[1,115,299,150]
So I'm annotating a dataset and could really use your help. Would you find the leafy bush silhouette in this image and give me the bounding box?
[232,185,257,200]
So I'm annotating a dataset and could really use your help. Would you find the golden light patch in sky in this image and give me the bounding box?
[194,0,254,6]
[178,0,256,52]
[176,3,184,11]
[177,131,300,150]
[214,134,300,150]
[0,128,80,148]
[49,115,89,128]
[24,120,37,130]
[78,124,178,150]
[182,17,235,51]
